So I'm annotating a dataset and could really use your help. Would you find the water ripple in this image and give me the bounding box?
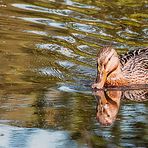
[68,22,114,36]
[12,4,71,16]
[62,0,100,9]
[143,28,148,38]
[20,17,67,29]
[24,30,48,36]
[0,0,148,147]
[117,28,139,40]
[37,67,64,79]
[36,43,77,58]
[57,61,75,69]
[52,35,76,43]
[12,3,114,23]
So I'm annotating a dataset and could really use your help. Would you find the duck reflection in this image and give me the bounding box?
[94,90,121,126]
[94,88,148,126]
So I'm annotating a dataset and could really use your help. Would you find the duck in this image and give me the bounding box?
[92,46,148,89]
[94,90,121,126]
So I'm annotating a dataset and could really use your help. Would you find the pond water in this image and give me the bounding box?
[0,0,148,147]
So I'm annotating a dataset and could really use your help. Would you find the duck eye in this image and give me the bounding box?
[108,57,111,61]
[108,53,114,62]
[107,114,110,117]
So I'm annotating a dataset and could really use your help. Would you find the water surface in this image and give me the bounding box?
[0,0,148,147]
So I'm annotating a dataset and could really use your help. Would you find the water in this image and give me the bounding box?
[0,0,148,147]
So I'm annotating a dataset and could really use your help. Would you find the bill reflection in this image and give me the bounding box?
[93,88,148,126]
[94,90,121,126]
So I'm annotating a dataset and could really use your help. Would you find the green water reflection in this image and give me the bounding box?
[0,0,147,147]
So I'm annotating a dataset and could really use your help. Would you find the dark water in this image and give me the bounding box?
[0,0,148,147]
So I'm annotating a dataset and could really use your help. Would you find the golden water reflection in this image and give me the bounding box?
[0,0,148,147]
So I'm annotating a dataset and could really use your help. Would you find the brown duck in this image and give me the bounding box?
[92,47,148,89]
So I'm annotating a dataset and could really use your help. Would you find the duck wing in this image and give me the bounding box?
[120,48,148,84]
[120,47,148,68]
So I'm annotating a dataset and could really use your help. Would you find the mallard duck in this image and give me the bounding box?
[92,47,148,89]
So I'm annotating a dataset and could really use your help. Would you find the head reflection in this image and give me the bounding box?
[94,90,121,126]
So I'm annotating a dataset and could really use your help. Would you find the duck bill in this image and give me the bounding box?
[98,70,107,88]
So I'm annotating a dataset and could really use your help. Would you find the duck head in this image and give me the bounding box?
[92,47,121,89]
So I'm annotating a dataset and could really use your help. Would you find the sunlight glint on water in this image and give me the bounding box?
[0,0,147,147]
